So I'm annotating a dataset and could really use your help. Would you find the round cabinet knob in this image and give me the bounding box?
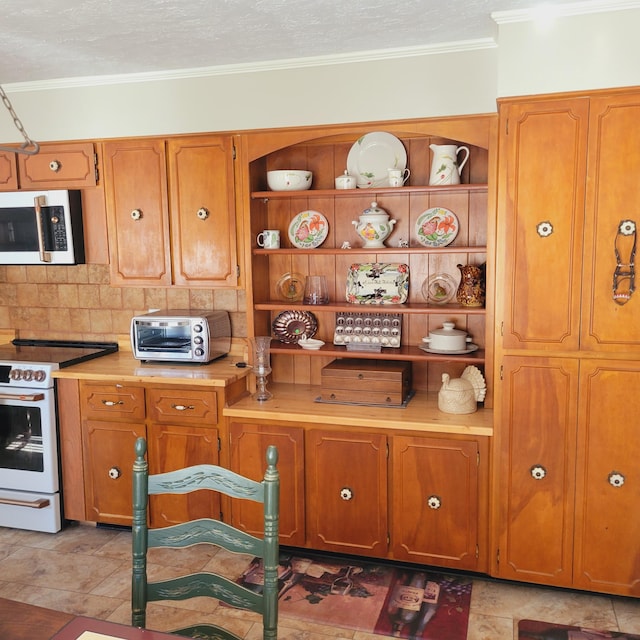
[427,495,442,509]
[608,471,625,487]
[339,487,353,501]
[196,207,210,220]
[108,467,121,480]
[130,209,142,221]
[530,465,547,480]
[49,160,61,172]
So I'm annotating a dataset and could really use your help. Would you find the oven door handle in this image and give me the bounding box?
[0,496,50,509]
[0,392,45,402]
[34,195,52,263]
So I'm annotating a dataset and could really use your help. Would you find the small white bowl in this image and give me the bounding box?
[267,170,313,191]
[298,337,325,350]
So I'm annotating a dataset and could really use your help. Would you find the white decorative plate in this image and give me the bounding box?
[347,132,407,188]
[419,344,479,355]
[288,210,329,249]
[346,263,409,304]
[415,207,459,248]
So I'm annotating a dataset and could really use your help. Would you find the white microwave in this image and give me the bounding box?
[0,190,85,265]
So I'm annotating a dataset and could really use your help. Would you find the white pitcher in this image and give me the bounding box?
[428,144,470,185]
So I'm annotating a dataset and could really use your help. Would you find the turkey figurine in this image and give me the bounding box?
[438,365,486,414]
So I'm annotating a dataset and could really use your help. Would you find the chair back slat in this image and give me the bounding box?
[148,518,264,556]
[149,465,264,501]
[148,573,264,613]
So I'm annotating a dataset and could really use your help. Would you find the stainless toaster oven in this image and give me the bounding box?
[131,310,231,363]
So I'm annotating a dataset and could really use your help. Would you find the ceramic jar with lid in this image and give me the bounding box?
[421,322,472,352]
[352,201,396,248]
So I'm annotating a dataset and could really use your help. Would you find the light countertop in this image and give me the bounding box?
[223,383,493,436]
[52,350,250,387]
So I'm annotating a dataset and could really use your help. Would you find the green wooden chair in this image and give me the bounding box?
[131,437,279,640]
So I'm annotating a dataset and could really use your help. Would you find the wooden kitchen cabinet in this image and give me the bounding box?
[0,142,98,191]
[103,135,238,287]
[0,150,18,189]
[494,88,640,596]
[147,424,220,528]
[82,419,146,526]
[573,361,640,595]
[390,434,486,572]
[495,356,579,588]
[305,429,388,558]
[229,421,305,546]
[75,379,241,527]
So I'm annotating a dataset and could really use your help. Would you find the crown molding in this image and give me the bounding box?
[3,38,497,93]
[492,0,640,24]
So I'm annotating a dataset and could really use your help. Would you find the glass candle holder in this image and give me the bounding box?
[248,336,273,401]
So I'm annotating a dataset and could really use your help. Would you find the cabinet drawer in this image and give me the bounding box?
[147,387,218,426]
[80,383,146,421]
[18,142,97,188]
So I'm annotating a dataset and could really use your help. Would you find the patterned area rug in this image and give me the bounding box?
[237,551,472,639]
[519,619,640,639]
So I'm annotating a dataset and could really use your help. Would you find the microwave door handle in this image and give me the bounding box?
[34,196,52,263]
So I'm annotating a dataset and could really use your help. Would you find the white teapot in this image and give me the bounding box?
[352,202,396,249]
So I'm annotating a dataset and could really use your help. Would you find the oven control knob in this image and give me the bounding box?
[9,368,23,380]
[22,369,34,381]
[194,336,203,345]
[193,324,203,333]
[195,348,204,356]
[33,370,47,382]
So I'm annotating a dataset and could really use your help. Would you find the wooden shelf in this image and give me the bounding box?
[251,184,489,200]
[270,341,485,363]
[255,301,486,314]
[254,246,487,255]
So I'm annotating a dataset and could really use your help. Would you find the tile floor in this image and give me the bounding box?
[0,521,640,640]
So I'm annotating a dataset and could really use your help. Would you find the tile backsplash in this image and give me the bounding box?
[0,264,246,343]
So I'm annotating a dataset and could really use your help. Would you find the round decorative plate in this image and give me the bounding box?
[415,207,459,248]
[288,210,329,249]
[419,344,479,355]
[347,132,407,188]
[276,272,305,302]
[421,273,458,304]
[272,310,318,343]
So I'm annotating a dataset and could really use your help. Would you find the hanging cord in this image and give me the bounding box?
[0,84,40,155]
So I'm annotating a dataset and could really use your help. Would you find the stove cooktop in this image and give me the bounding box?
[0,339,118,367]
[0,340,118,388]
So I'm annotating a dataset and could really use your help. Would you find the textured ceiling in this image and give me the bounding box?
[0,0,621,85]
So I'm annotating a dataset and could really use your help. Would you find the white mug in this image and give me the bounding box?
[388,168,410,187]
[257,229,280,249]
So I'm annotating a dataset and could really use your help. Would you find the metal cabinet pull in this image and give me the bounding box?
[102,399,124,406]
[171,404,195,411]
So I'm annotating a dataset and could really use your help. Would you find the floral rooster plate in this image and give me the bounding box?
[415,207,459,248]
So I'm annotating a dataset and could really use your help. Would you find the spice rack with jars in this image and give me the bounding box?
[240,116,495,396]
